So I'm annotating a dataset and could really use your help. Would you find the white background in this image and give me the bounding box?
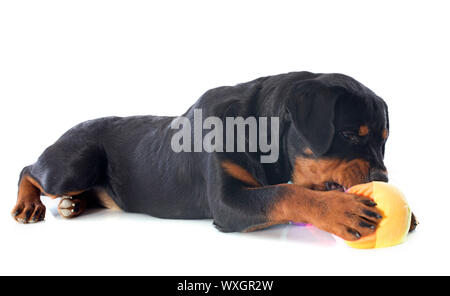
[0,0,449,276]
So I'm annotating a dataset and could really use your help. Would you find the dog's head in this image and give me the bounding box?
[285,74,389,191]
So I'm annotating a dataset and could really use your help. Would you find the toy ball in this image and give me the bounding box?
[345,181,412,249]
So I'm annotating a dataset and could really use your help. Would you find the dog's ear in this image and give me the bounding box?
[286,80,343,156]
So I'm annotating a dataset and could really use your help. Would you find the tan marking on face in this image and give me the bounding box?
[292,157,370,190]
[359,125,369,137]
[382,128,389,140]
[221,161,261,187]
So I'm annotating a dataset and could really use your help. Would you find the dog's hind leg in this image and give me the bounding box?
[12,125,108,223]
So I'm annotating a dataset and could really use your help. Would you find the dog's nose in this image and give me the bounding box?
[369,169,388,182]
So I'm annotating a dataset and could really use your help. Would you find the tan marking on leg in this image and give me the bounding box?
[267,184,381,241]
[12,175,46,223]
[243,221,289,232]
[267,185,311,224]
[18,175,42,201]
[25,175,85,199]
[94,189,121,210]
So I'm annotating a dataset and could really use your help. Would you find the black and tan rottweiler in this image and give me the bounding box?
[12,71,417,241]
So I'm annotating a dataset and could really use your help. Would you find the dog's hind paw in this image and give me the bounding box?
[12,200,46,224]
[57,196,86,219]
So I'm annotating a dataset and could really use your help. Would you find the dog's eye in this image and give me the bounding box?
[340,130,360,144]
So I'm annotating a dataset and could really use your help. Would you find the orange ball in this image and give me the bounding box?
[345,182,411,249]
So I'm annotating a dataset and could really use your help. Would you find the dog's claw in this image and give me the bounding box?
[363,210,382,219]
[347,228,361,239]
[359,221,375,229]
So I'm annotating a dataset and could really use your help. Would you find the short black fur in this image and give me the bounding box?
[17,71,391,232]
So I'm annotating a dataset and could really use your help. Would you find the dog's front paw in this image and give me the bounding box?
[308,191,383,241]
[12,199,46,224]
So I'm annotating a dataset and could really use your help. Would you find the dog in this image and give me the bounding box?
[12,71,417,241]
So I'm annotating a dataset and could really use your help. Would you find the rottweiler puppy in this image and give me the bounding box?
[12,71,417,241]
